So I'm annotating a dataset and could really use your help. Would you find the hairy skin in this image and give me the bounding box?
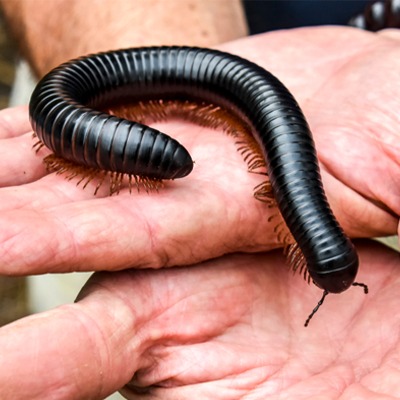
[0,27,399,399]
[0,0,247,76]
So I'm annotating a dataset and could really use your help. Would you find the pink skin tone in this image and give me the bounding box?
[0,27,399,399]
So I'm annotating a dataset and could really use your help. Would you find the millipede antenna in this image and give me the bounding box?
[304,290,329,327]
[352,282,369,294]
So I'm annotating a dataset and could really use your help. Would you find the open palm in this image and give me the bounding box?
[1,241,399,398]
[0,26,399,399]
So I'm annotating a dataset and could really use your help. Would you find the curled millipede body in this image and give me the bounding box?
[349,0,400,31]
[29,46,367,325]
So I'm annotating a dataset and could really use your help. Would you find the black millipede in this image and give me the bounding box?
[29,46,368,326]
[349,0,400,31]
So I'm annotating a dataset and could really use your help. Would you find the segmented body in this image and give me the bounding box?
[29,46,359,294]
[349,0,400,31]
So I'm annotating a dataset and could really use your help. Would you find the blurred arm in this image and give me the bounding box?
[0,0,248,77]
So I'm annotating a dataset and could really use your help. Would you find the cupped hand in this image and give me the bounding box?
[1,240,399,399]
[0,26,399,276]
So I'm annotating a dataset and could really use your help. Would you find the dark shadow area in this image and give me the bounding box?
[243,0,369,34]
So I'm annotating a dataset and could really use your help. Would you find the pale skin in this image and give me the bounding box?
[0,1,400,399]
[0,0,248,76]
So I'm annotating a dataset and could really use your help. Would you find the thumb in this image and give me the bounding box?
[0,271,154,400]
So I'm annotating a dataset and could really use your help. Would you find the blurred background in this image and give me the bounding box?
[0,11,27,327]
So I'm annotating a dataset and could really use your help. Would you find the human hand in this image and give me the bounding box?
[0,26,399,276]
[0,240,398,399]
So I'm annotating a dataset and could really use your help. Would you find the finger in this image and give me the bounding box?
[0,174,99,212]
[1,136,395,276]
[0,150,396,276]
[320,167,398,237]
[0,275,145,400]
[0,130,106,211]
[0,133,48,187]
[0,176,278,275]
[0,106,31,139]
[0,122,280,275]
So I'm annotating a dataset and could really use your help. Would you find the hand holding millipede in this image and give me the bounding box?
[28,30,399,323]
[0,27,400,398]
[0,29,399,282]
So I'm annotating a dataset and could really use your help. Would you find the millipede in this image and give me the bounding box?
[29,19,391,325]
[348,0,400,31]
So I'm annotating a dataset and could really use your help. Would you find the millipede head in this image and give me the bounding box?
[308,248,360,294]
[310,265,358,294]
